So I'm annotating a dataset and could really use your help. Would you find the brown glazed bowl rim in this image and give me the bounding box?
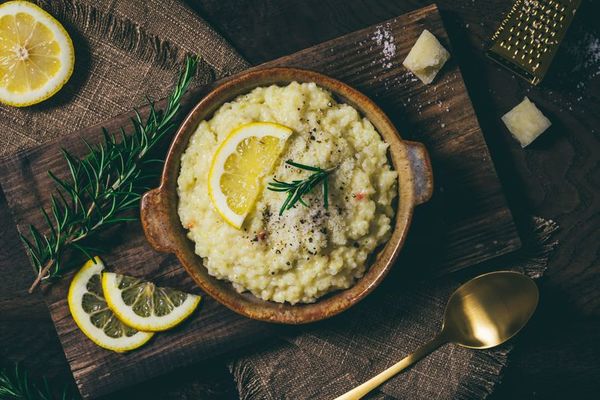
[141,67,433,324]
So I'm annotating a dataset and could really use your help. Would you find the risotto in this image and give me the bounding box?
[177,82,397,304]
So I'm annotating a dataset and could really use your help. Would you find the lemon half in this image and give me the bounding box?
[208,122,292,228]
[67,257,154,353]
[102,272,201,332]
[0,1,74,106]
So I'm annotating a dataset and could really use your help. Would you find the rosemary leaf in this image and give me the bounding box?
[0,363,75,400]
[267,160,336,215]
[22,56,198,293]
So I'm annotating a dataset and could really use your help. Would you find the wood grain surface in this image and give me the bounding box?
[0,4,522,398]
[1,0,598,399]
[192,0,599,399]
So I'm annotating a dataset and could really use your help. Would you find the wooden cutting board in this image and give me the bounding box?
[0,4,521,398]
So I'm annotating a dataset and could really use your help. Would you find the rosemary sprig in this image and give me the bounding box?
[21,56,198,293]
[267,160,336,215]
[0,363,75,400]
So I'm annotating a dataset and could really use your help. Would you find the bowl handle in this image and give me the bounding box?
[404,141,434,205]
[140,187,178,253]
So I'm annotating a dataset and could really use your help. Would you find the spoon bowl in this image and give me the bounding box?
[336,271,539,400]
[442,271,539,349]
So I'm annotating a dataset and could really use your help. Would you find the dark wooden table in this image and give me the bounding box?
[1,0,598,399]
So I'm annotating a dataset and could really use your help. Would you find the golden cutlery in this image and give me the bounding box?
[335,271,539,400]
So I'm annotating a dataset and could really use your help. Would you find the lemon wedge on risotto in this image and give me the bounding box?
[0,1,74,106]
[68,257,154,352]
[208,122,292,229]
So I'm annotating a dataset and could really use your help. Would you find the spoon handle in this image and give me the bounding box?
[334,334,447,400]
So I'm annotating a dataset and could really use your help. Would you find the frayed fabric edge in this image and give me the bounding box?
[34,0,198,70]
[229,360,274,400]
[228,218,559,400]
[475,216,559,399]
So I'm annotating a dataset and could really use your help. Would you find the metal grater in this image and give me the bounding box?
[487,0,581,85]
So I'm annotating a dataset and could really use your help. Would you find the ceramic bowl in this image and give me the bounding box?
[141,67,433,324]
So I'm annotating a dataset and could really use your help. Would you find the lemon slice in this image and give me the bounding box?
[0,1,74,106]
[67,257,154,352]
[102,272,201,332]
[208,122,292,228]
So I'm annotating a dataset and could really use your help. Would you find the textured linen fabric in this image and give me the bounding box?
[0,0,249,156]
[230,217,558,400]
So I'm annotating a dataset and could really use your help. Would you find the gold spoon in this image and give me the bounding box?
[335,271,539,400]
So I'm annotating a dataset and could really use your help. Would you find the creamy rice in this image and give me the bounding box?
[177,82,397,304]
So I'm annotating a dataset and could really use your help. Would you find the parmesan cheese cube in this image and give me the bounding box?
[402,29,450,84]
[501,97,551,147]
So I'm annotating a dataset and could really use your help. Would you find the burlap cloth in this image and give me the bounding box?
[229,217,558,400]
[0,2,559,399]
[0,0,249,156]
